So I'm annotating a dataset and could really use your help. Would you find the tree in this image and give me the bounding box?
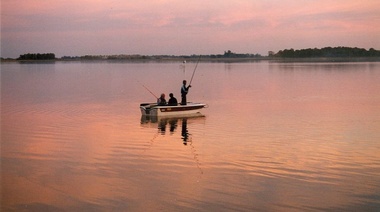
[274,47,380,58]
[18,53,56,60]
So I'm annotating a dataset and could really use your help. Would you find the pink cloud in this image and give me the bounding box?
[1,0,380,58]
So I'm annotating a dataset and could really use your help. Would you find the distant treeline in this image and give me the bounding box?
[61,54,151,60]
[6,47,380,61]
[205,50,261,58]
[60,50,262,60]
[18,53,56,60]
[274,47,380,58]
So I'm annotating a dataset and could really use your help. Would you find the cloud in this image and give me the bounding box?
[1,0,380,57]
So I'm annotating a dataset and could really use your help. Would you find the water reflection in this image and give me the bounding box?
[141,115,205,144]
[181,118,189,144]
[140,115,206,175]
[158,118,178,135]
[3,61,380,211]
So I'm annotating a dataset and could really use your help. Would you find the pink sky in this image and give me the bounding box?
[1,0,380,58]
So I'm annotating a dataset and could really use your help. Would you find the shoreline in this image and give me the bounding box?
[2,57,380,63]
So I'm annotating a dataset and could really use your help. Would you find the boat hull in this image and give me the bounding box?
[140,102,206,117]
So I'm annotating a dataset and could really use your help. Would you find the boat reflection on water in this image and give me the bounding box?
[141,114,205,144]
[141,114,206,174]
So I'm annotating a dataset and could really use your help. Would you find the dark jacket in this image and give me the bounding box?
[168,97,178,106]
[181,85,190,96]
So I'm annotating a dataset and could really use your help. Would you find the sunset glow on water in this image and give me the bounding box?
[2,61,380,211]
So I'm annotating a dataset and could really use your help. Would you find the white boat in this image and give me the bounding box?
[140,102,207,117]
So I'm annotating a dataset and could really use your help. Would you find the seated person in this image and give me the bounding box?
[168,93,178,106]
[157,93,167,105]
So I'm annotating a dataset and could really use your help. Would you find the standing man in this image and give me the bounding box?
[181,80,191,105]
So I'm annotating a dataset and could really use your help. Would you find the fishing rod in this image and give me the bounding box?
[189,55,201,86]
[139,81,158,99]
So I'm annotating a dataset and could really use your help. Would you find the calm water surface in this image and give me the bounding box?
[1,61,380,211]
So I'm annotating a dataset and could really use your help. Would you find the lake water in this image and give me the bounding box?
[1,61,380,211]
